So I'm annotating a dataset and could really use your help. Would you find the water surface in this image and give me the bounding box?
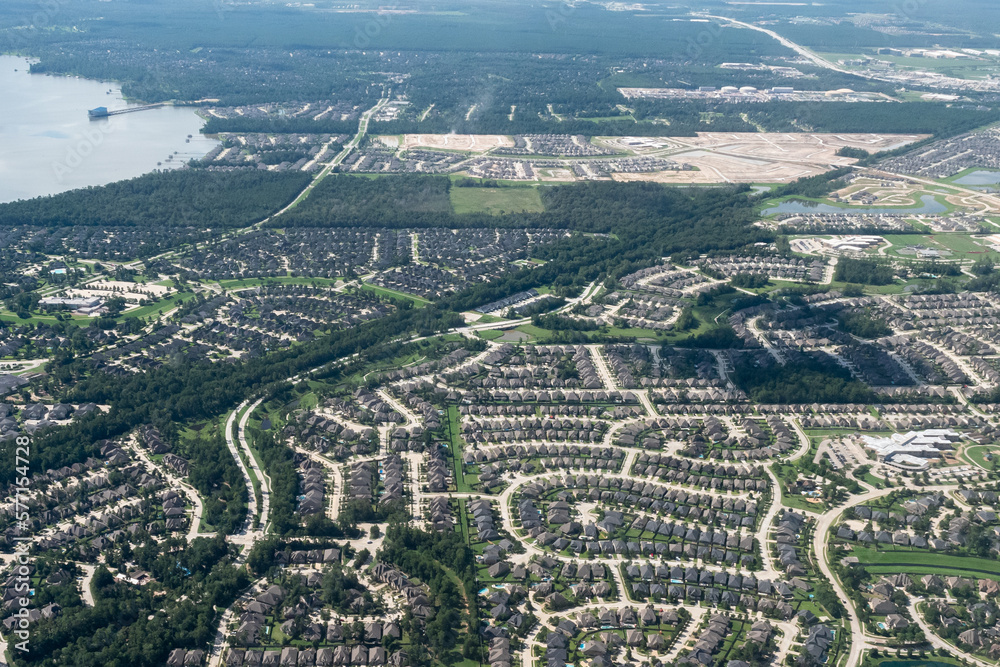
[764,194,948,216]
[0,55,218,203]
[952,169,1000,186]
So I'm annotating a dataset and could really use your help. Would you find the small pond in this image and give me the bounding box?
[763,194,948,216]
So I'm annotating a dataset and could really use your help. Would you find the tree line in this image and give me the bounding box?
[0,171,311,229]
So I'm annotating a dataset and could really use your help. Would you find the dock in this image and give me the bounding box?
[88,103,166,119]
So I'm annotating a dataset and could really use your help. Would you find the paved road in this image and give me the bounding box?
[78,564,96,607]
[587,345,618,391]
[812,478,967,667]
[463,281,600,332]
[694,13,853,76]
[748,315,785,363]
[223,401,257,532]
[239,399,270,532]
[265,96,390,221]
[908,597,993,667]
[756,466,784,579]
[127,439,213,542]
[222,398,270,549]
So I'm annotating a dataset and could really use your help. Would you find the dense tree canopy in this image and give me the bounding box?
[0,171,310,229]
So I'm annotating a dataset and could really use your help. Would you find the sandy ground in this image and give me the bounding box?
[401,134,514,151]
[66,280,173,304]
[611,132,927,183]
[78,280,172,296]
[396,131,927,184]
[672,131,927,157]
[598,136,684,152]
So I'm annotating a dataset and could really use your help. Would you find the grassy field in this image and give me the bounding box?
[0,291,195,324]
[867,656,966,667]
[852,547,1000,577]
[962,444,999,470]
[446,406,473,493]
[860,470,885,489]
[360,283,431,307]
[882,232,997,260]
[0,311,95,325]
[450,186,545,215]
[122,292,198,319]
[217,276,343,289]
[817,51,1000,81]
[942,166,1000,184]
[825,279,926,295]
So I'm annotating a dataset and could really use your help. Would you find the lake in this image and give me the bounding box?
[0,55,219,203]
[763,194,949,216]
[952,169,1000,186]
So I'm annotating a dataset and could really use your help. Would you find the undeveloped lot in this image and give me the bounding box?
[387,132,927,184]
[678,132,926,160]
[401,134,514,151]
[613,132,927,183]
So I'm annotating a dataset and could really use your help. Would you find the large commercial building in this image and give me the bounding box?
[38,296,104,315]
[861,429,962,468]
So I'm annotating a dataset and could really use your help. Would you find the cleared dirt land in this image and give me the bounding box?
[608,132,928,183]
[393,132,927,183]
[402,134,514,151]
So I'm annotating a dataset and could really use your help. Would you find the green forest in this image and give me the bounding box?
[0,171,310,229]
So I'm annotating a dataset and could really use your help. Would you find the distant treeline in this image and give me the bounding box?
[202,117,359,135]
[0,170,311,229]
[200,99,1000,144]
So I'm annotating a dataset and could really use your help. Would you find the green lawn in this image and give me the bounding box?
[962,444,1000,470]
[0,311,95,325]
[817,50,1000,81]
[217,276,343,289]
[882,232,997,260]
[514,323,549,340]
[852,547,1000,577]
[359,283,431,307]
[868,655,968,667]
[450,186,545,215]
[122,291,198,319]
[603,326,666,339]
[860,470,885,489]
[446,405,473,493]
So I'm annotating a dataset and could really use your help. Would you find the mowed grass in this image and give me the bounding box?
[359,283,430,307]
[122,292,198,319]
[450,186,545,215]
[217,276,342,289]
[963,444,1000,469]
[883,232,996,259]
[852,547,1000,577]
